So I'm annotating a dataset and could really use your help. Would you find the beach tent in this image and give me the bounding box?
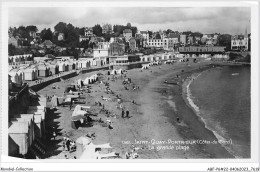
[87,61,91,67]
[86,77,92,84]
[71,105,90,129]
[64,84,77,93]
[33,114,44,138]
[92,60,97,66]
[58,62,65,72]
[64,62,69,71]
[17,70,24,84]
[77,61,82,69]
[12,114,35,146]
[111,69,116,75]
[38,65,50,77]
[73,61,78,70]
[9,70,19,84]
[24,68,35,81]
[94,74,98,81]
[83,78,89,85]
[76,136,92,158]
[79,142,116,159]
[18,69,25,82]
[117,69,123,74]
[8,121,30,155]
[30,65,38,80]
[78,60,88,69]
[9,69,23,85]
[51,95,59,108]
[91,75,96,82]
[89,75,94,83]
[68,62,75,71]
[48,64,59,75]
[77,79,83,88]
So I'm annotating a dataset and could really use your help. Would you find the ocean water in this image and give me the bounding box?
[189,66,251,158]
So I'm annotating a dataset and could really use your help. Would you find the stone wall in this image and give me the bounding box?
[30,72,77,92]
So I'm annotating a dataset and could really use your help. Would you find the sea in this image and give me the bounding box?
[188,65,251,158]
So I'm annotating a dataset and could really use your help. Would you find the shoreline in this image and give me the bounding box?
[158,63,235,158]
[37,61,241,159]
[181,66,235,158]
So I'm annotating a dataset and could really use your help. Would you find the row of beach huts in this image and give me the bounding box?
[8,58,104,85]
[9,89,47,158]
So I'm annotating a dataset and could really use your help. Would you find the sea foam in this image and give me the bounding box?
[185,73,240,158]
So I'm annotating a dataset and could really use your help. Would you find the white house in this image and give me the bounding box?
[231,35,248,51]
[140,31,149,40]
[93,42,110,58]
[147,39,163,48]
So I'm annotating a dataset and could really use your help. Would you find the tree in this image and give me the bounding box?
[126,22,131,28]
[166,29,173,35]
[79,40,89,49]
[155,33,161,39]
[182,31,192,36]
[148,31,153,39]
[218,34,231,51]
[8,27,17,37]
[8,44,16,56]
[131,26,137,37]
[78,27,85,35]
[26,25,38,32]
[41,28,53,41]
[17,26,30,39]
[54,22,67,33]
[92,24,102,37]
[89,42,96,49]
[192,32,203,38]
[103,34,111,42]
[65,23,79,47]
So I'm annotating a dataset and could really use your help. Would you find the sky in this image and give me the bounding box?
[8,7,251,35]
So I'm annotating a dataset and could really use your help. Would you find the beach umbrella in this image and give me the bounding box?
[76,136,92,158]
[76,136,91,145]
[71,105,87,121]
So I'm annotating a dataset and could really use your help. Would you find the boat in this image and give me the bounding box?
[231,73,239,76]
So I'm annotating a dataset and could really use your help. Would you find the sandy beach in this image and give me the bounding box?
[37,60,234,159]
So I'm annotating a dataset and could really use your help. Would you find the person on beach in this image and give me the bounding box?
[53,131,56,140]
[176,117,180,123]
[63,140,66,151]
[122,110,125,118]
[70,99,73,110]
[66,139,71,151]
[126,109,129,118]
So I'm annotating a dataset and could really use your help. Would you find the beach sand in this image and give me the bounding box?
[37,60,234,159]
